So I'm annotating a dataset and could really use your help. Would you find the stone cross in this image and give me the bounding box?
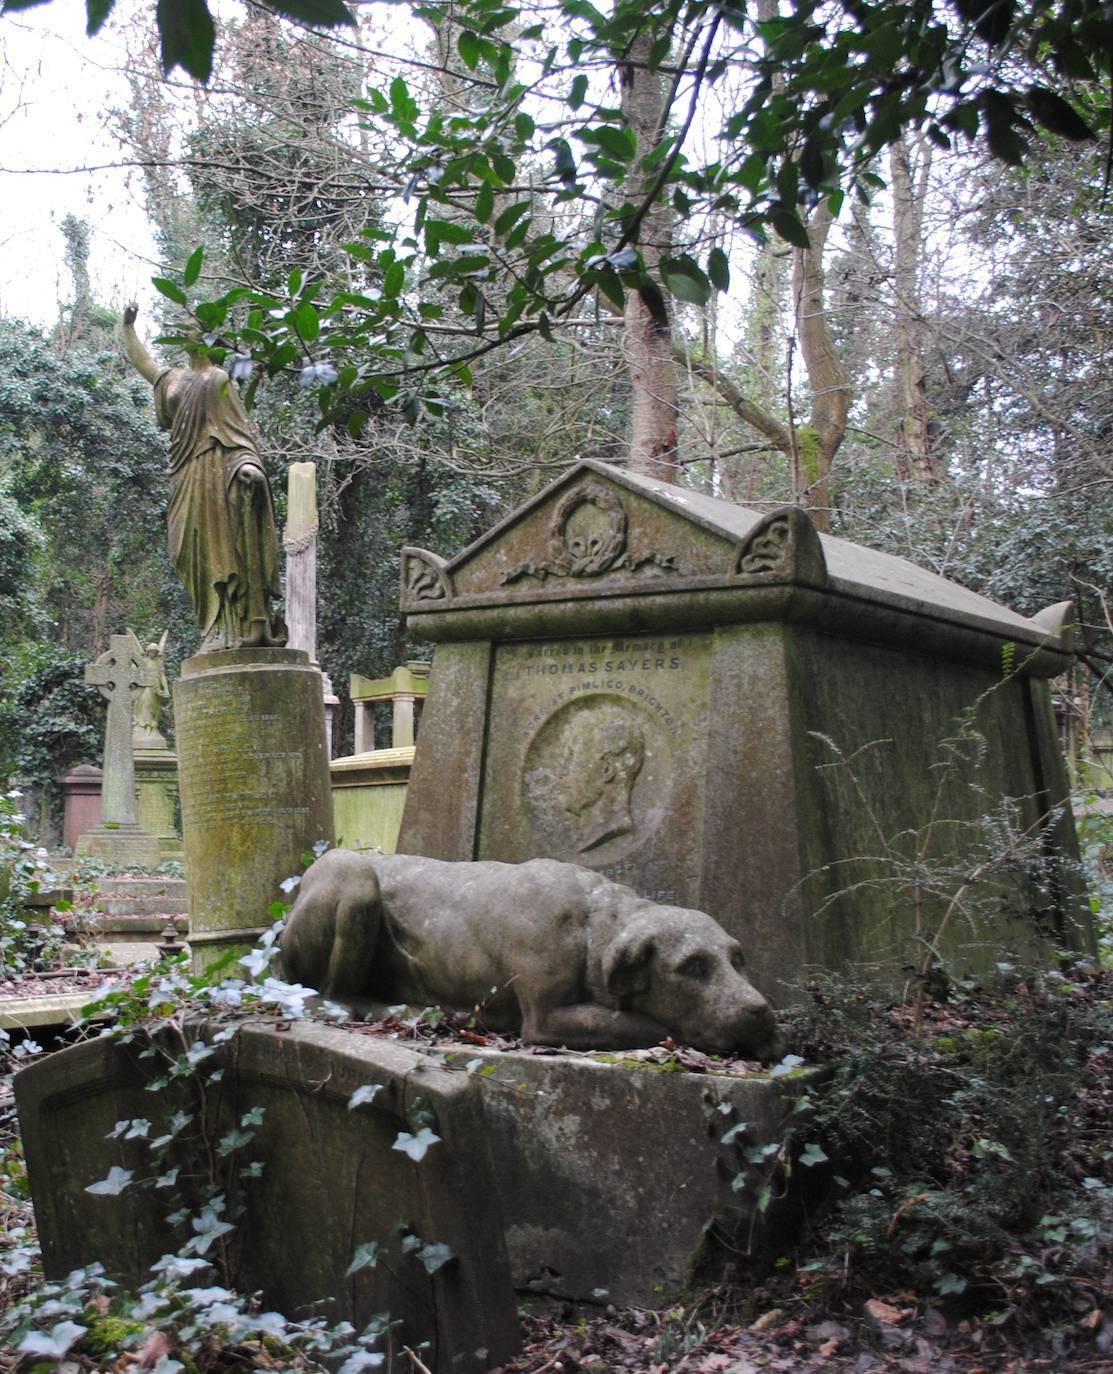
[85,635,160,826]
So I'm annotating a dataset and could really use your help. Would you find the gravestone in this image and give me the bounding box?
[398,460,1093,1002]
[76,635,162,865]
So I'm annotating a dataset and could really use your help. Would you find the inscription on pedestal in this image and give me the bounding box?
[478,633,713,904]
[177,681,309,832]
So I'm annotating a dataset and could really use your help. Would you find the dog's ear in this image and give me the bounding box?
[603,930,656,999]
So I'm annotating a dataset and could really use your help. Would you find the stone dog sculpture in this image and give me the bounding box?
[279,849,778,1059]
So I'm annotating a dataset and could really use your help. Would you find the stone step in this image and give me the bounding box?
[91,915,189,938]
[86,895,189,918]
[87,877,187,898]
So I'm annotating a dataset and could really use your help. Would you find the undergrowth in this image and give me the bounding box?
[779,966,1113,1336]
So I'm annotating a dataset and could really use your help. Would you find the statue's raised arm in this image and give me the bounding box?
[120,305,287,653]
[121,304,161,385]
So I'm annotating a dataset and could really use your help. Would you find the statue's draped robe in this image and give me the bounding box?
[154,366,284,648]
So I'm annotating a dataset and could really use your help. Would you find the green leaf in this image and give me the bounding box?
[1025,87,1094,141]
[707,246,730,293]
[182,245,205,288]
[156,0,215,82]
[569,73,589,109]
[494,201,531,235]
[637,275,670,327]
[152,276,188,306]
[491,152,516,185]
[85,0,115,34]
[474,181,495,224]
[770,209,811,249]
[660,254,711,306]
[799,1141,829,1167]
[269,0,355,25]
[457,29,481,70]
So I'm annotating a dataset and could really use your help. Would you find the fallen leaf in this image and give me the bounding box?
[136,1330,174,1369]
[1081,1309,1104,1331]
[864,1298,909,1326]
[749,1308,784,1333]
[817,1336,840,1359]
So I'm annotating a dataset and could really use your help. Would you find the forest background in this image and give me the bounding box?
[0,0,1110,824]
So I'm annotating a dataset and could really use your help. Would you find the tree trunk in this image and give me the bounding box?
[621,34,680,481]
[890,131,938,485]
[791,200,850,532]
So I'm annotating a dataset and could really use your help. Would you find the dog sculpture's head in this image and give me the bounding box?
[602,906,778,1059]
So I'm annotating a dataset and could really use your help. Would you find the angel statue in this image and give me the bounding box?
[129,629,170,749]
[121,304,287,653]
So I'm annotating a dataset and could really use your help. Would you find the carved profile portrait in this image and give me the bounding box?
[522,695,668,864]
[557,711,646,852]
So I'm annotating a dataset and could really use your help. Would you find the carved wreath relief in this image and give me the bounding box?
[521,694,671,864]
[503,482,679,585]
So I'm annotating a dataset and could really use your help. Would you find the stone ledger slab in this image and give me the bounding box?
[174,648,334,970]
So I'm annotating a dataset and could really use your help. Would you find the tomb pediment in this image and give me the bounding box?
[401,460,1072,672]
[401,461,827,611]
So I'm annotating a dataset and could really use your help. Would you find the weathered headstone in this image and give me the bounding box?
[397,460,1093,1001]
[76,635,162,865]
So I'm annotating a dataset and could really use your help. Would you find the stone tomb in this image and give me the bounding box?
[16,1018,814,1353]
[399,461,1092,1001]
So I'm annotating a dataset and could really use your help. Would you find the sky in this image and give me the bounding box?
[0,0,159,328]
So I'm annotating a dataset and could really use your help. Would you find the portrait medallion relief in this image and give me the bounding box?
[521,694,672,866]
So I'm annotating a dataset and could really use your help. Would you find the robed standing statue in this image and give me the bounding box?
[121,305,287,652]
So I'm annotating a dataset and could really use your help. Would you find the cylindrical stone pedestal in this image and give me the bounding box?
[174,648,334,973]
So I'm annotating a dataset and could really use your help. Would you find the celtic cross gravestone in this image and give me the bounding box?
[76,634,162,865]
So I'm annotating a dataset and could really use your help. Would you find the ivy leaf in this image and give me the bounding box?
[720,1121,748,1146]
[392,1127,441,1162]
[337,1352,385,1374]
[348,1083,384,1112]
[156,0,215,82]
[417,1241,456,1275]
[18,1321,87,1359]
[799,1141,829,1167]
[85,1166,134,1196]
[346,1240,382,1275]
